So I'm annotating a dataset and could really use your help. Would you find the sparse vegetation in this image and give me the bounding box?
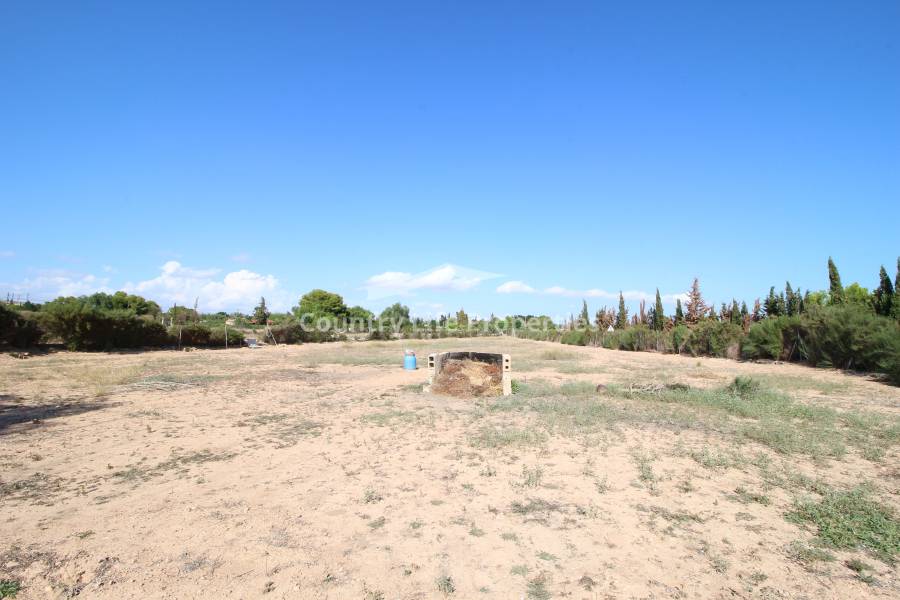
[3,334,899,597]
[788,487,900,563]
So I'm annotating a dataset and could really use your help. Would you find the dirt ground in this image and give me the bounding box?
[1,338,898,599]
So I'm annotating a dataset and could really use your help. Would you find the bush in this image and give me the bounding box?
[269,321,305,344]
[0,304,44,347]
[742,314,826,363]
[685,321,743,358]
[803,305,900,382]
[208,327,244,347]
[560,329,588,346]
[169,323,210,346]
[742,317,786,360]
[671,324,690,354]
[41,298,171,350]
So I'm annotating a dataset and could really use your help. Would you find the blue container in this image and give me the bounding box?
[403,351,417,370]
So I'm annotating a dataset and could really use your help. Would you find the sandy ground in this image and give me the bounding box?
[1,337,898,599]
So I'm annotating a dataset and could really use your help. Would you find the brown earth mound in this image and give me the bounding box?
[430,358,503,397]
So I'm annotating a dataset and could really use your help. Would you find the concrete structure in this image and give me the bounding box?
[425,351,512,396]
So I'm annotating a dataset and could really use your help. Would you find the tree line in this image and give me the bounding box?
[2,257,898,383]
[553,257,900,384]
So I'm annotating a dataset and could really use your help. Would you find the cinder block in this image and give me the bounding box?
[425,351,512,396]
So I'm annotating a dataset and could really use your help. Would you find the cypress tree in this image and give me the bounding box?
[579,300,590,329]
[764,287,781,317]
[785,282,801,316]
[674,299,684,325]
[895,257,900,292]
[652,289,665,331]
[740,301,749,319]
[894,257,900,319]
[730,300,741,325]
[874,266,894,317]
[828,257,844,304]
[615,292,628,329]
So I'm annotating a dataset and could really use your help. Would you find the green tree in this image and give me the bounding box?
[651,289,665,331]
[740,301,749,320]
[842,282,870,306]
[895,257,900,292]
[168,304,199,324]
[730,300,741,325]
[828,257,844,304]
[456,308,470,330]
[347,305,375,331]
[252,297,270,324]
[874,266,894,317]
[785,282,800,316]
[674,298,684,325]
[579,299,590,329]
[764,287,782,317]
[297,289,348,320]
[895,257,900,319]
[615,292,628,329]
[379,303,410,329]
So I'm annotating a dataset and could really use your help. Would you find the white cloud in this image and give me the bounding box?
[363,263,501,299]
[1,269,112,300]
[498,281,688,306]
[0,250,14,258]
[126,261,289,312]
[496,280,535,294]
[231,252,251,264]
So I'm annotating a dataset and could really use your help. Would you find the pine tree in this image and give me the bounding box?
[828,257,844,304]
[253,297,270,324]
[615,292,628,329]
[651,289,665,331]
[579,300,590,329]
[740,301,749,319]
[752,298,762,321]
[685,278,707,324]
[874,266,894,317]
[674,299,684,325]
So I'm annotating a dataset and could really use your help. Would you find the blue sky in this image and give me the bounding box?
[1,1,898,319]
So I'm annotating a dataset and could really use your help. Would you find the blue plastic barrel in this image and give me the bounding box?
[403,351,417,370]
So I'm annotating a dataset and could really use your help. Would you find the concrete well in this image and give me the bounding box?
[425,351,512,396]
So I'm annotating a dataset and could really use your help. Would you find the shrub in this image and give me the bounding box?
[671,324,690,354]
[685,321,743,357]
[803,305,900,382]
[560,329,588,346]
[269,321,304,344]
[742,315,805,361]
[169,323,210,346]
[41,298,171,350]
[743,317,785,360]
[208,327,244,347]
[0,305,44,347]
